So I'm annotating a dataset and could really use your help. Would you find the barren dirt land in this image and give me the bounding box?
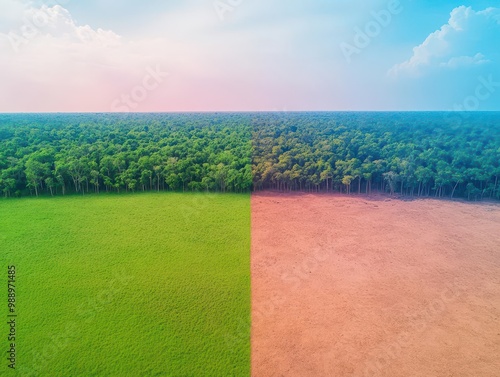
[251,193,500,377]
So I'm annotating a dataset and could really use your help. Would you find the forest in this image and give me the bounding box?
[0,112,499,200]
[0,113,252,196]
[252,112,500,201]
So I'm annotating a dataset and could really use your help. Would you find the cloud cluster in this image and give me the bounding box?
[0,1,498,111]
[389,6,500,77]
[1,2,121,51]
[33,5,120,46]
[0,2,171,112]
[0,1,335,112]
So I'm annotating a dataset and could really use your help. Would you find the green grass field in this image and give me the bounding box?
[0,193,250,376]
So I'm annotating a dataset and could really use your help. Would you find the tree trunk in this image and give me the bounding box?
[451,181,459,199]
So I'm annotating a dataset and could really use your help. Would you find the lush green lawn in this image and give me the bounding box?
[0,193,250,376]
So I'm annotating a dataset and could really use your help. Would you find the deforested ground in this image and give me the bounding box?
[251,192,500,377]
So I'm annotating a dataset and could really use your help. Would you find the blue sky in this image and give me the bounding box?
[0,0,499,111]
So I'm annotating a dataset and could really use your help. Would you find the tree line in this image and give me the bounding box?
[0,112,499,201]
[0,113,252,197]
[252,112,500,201]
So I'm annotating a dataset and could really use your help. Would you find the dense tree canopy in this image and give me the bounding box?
[253,112,500,201]
[0,112,498,201]
[0,113,252,196]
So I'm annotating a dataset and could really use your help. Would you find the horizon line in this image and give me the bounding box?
[2,110,500,115]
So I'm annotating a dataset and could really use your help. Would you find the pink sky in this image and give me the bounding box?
[1,1,499,112]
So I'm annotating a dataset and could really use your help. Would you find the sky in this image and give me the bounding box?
[0,0,499,112]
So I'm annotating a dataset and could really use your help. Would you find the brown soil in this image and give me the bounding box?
[251,192,500,377]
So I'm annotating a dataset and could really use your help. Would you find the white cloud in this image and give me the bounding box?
[1,4,121,52]
[389,6,500,77]
[440,53,490,69]
[26,5,121,46]
[0,2,342,112]
[0,4,173,112]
